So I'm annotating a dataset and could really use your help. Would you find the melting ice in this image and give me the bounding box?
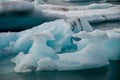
[0,18,120,72]
[0,0,120,73]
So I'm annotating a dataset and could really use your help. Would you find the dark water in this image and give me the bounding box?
[0,53,120,80]
[0,10,62,32]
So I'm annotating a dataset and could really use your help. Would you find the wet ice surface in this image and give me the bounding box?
[0,54,120,80]
[91,21,120,30]
[0,1,120,79]
[0,19,120,72]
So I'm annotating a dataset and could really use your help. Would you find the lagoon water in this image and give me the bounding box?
[0,53,120,80]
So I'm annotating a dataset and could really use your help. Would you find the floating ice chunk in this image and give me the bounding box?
[14,18,92,53]
[0,1,34,15]
[12,31,59,72]
[13,19,73,53]
[86,3,113,9]
[73,30,120,60]
[12,37,109,72]
[58,44,109,70]
[0,0,33,3]
[39,4,119,23]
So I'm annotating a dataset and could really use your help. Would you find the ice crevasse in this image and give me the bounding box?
[0,18,120,72]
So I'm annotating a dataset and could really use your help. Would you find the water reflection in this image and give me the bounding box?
[17,67,107,80]
[0,53,120,80]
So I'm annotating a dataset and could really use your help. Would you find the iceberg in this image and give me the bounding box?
[11,28,109,72]
[0,18,119,72]
[0,0,33,3]
[13,18,93,53]
[85,3,113,9]
[39,3,120,23]
[73,29,120,60]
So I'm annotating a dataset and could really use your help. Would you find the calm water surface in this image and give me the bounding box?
[0,53,120,80]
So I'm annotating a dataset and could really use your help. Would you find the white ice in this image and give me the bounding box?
[11,28,109,72]
[39,3,120,23]
[73,29,120,60]
[5,18,119,72]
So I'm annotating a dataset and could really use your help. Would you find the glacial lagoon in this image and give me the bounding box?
[0,0,120,80]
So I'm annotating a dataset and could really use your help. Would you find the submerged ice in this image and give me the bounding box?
[0,18,120,72]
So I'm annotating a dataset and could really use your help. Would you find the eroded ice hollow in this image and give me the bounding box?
[0,17,120,72]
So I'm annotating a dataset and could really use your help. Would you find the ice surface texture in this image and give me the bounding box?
[0,18,119,72]
[10,18,109,72]
[0,18,120,72]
